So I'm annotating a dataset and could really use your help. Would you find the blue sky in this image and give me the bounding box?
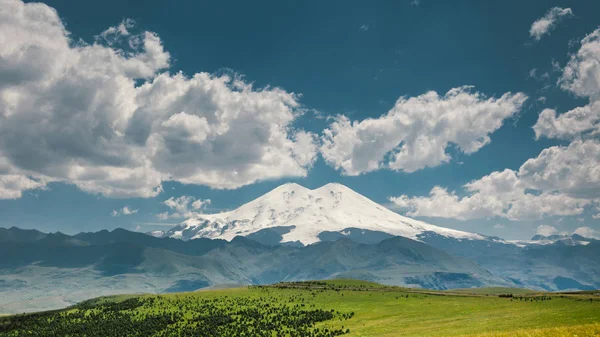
[1,0,599,240]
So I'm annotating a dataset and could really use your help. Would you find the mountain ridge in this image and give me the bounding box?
[0,226,507,313]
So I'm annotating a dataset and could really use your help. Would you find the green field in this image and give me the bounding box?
[447,287,537,295]
[1,280,599,336]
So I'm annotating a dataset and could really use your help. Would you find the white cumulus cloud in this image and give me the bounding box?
[390,140,599,221]
[561,29,600,100]
[158,195,211,219]
[529,7,573,41]
[320,86,527,175]
[111,206,139,217]
[534,29,600,140]
[517,140,600,199]
[536,224,559,236]
[0,0,317,199]
[0,174,45,199]
[593,204,600,219]
[573,226,600,239]
[533,104,600,140]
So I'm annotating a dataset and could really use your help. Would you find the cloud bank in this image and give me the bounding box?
[391,27,600,222]
[0,0,318,199]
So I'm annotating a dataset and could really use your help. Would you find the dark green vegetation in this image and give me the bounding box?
[1,288,352,337]
[1,280,599,337]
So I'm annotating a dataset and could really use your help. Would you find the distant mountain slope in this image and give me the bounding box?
[2,226,599,314]
[0,227,47,242]
[417,231,600,292]
[164,183,486,245]
[509,234,594,246]
[0,227,505,314]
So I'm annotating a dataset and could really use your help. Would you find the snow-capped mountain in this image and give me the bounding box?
[163,182,485,245]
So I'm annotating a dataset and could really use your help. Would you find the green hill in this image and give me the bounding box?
[1,280,598,336]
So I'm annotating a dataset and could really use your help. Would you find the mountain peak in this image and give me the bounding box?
[167,182,486,245]
[275,182,308,191]
[270,182,351,193]
[315,182,355,193]
[316,182,343,189]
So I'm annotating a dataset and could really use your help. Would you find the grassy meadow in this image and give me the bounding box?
[1,280,599,336]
